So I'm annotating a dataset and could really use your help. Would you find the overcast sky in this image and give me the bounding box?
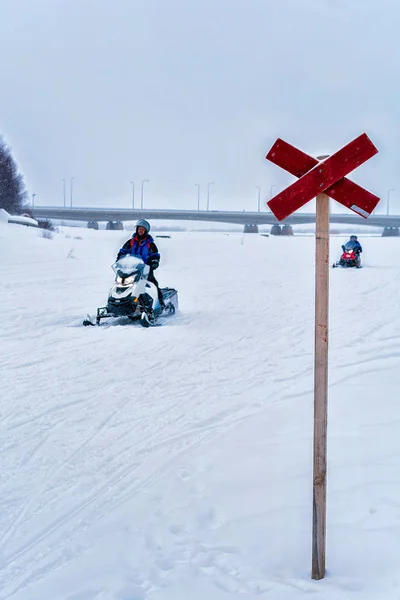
[0,0,399,213]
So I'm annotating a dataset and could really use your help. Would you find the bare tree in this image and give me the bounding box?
[0,135,28,214]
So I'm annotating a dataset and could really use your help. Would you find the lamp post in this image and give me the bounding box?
[207,181,215,211]
[70,176,74,207]
[130,181,135,209]
[32,193,36,206]
[256,185,261,212]
[62,178,66,207]
[387,188,395,215]
[195,183,200,210]
[270,184,277,198]
[141,179,149,209]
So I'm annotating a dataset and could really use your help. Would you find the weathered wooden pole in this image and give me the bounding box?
[264,136,379,580]
[312,180,330,580]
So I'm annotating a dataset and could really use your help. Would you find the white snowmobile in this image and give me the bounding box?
[83,255,178,328]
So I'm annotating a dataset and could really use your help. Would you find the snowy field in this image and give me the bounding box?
[1,222,400,600]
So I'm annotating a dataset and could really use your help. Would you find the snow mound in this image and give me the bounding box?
[0,208,10,222]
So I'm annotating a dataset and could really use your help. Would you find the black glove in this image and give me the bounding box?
[149,258,159,270]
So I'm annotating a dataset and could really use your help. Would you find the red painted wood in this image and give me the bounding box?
[267,134,379,221]
[326,177,379,217]
[266,138,318,177]
[266,138,379,218]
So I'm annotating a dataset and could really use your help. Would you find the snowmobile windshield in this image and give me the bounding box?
[344,241,357,251]
[113,255,145,278]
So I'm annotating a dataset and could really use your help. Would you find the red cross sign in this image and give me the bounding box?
[266,133,379,221]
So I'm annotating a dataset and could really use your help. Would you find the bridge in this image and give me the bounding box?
[30,206,400,236]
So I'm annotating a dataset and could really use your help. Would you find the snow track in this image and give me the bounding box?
[1,225,400,599]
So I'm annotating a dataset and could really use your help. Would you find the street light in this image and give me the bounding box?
[256,185,261,212]
[141,179,149,209]
[207,181,215,211]
[62,178,66,207]
[270,184,277,198]
[70,176,74,207]
[195,184,200,210]
[130,181,135,209]
[387,188,395,215]
[32,193,36,206]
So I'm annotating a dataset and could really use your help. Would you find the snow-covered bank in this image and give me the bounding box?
[1,223,399,599]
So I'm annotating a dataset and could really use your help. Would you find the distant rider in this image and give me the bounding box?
[117,219,164,307]
[348,235,362,254]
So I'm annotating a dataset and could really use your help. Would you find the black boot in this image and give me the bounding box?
[158,289,165,308]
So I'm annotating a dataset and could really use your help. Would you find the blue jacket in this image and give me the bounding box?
[117,234,160,268]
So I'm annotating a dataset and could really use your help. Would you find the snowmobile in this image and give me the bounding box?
[83,255,178,328]
[332,241,362,269]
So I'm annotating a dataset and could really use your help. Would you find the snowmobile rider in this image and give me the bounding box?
[117,219,165,307]
[348,235,362,254]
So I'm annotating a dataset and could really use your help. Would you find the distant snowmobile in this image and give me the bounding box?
[83,256,178,327]
[332,241,362,269]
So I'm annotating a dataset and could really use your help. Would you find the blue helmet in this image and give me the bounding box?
[350,235,357,241]
[135,219,150,234]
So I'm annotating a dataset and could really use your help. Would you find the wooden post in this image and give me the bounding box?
[264,137,379,581]
[312,189,330,580]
